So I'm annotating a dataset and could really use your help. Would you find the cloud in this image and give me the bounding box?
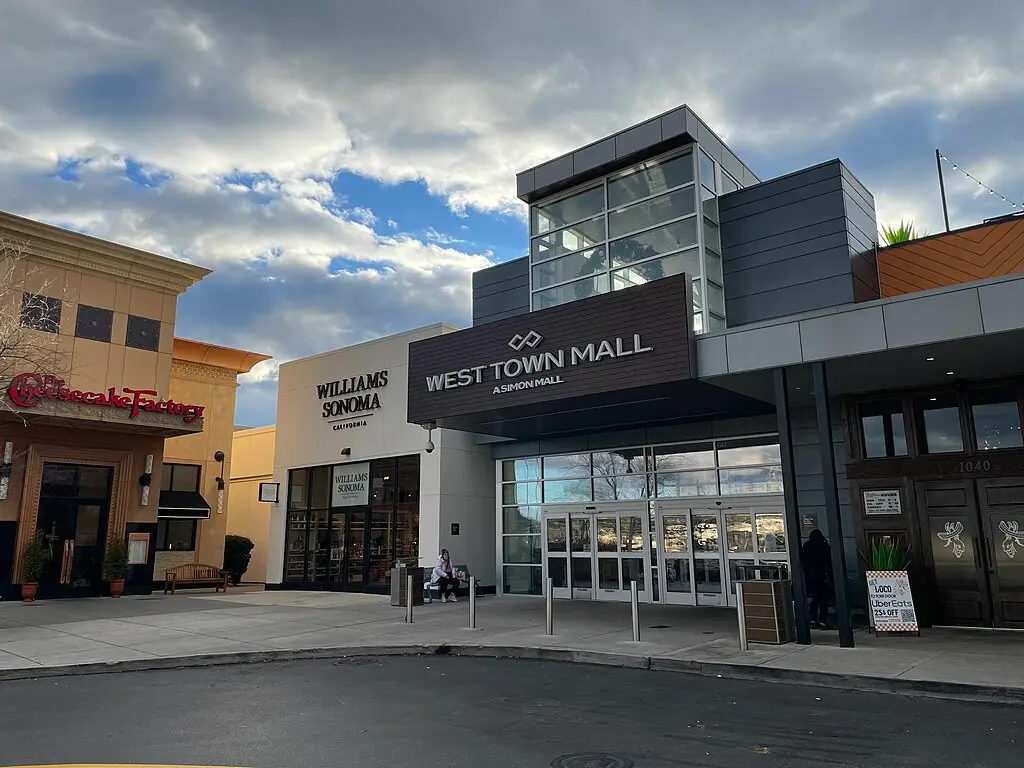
[1,0,1022,425]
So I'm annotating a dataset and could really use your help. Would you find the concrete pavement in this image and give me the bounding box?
[2,588,1024,701]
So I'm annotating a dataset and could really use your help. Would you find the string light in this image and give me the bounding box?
[937,152,1023,211]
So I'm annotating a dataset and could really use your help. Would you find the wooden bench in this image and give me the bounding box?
[164,563,228,594]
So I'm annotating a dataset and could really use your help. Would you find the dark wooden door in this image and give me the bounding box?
[977,479,1024,628]
[916,481,992,627]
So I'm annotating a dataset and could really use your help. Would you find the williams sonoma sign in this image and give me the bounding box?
[426,333,654,395]
[7,373,205,423]
[317,370,388,431]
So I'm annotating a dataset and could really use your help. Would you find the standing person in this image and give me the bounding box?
[801,529,833,630]
[431,548,459,603]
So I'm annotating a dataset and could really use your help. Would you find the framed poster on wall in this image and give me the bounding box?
[258,482,280,503]
[863,489,902,516]
[127,533,150,566]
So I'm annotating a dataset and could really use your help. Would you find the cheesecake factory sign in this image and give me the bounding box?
[407,272,695,425]
[317,370,388,431]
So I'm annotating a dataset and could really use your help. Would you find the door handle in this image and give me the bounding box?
[985,534,996,575]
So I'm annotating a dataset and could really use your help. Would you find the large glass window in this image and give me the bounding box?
[608,151,694,208]
[971,388,1023,451]
[531,217,606,263]
[610,218,698,267]
[531,186,605,234]
[160,463,201,493]
[859,401,908,458]
[608,187,696,239]
[611,249,701,291]
[156,519,197,551]
[915,394,964,454]
[532,274,608,311]
[532,247,607,290]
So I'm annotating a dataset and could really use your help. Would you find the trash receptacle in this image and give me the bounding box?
[735,567,795,645]
[390,564,425,607]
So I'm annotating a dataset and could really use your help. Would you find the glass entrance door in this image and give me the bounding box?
[542,505,650,601]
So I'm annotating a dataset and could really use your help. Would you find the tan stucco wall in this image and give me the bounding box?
[227,426,276,583]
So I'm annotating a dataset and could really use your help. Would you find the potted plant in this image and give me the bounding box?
[223,534,254,586]
[20,533,47,602]
[102,538,129,597]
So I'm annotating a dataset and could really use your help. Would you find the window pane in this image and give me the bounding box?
[20,293,62,332]
[531,246,607,289]
[503,505,541,534]
[503,565,543,595]
[860,401,908,458]
[610,218,698,267]
[701,185,718,222]
[126,314,161,352]
[655,470,718,497]
[546,518,567,552]
[591,450,643,476]
[608,187,696,239]
[706,281,725,315]
[693,514,719,552]
[542,453,591,478]
[289,469,309,510]
[597,518,617,552]
[502,482,541,505]
[592,474,648,500]
[543,479,592,503]
[531,187,605,234]
[655,443,715,471]
[533,274,608,310]
[531,217,606,262]
[395,506,419,564]
[608,152,695,208]
[726,513,754,553]
[703,218,721,254]
[571,517,592,552]
[662,516,690,552]
[699,150,716,193]
[862,414,887,458]
[916,395,964,454]
[720,466,784,495]
[396,456,420,503]
[756,513,786,554]
[502,459,541,482]
[169,464,200,493]
[717,438,781,467]
[76,304,114,343]
[971,389,1023,451]
[620,516,644,551]
[159,463,173,492]
[161,520,196,551]
[503,535,541,564]
[705,251,723,283]
[708,313,726,332]
[610,248,700,291]
[721,173,740,194]
[693,311,704,334]
[310,465,331,508]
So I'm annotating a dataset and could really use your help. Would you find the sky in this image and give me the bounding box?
[1,0,1022,426]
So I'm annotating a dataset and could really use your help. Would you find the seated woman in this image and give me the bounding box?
[431,548,459,603]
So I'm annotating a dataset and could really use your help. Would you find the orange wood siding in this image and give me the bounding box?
[879,217,1024,297]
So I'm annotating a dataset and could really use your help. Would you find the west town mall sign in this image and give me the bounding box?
[406,273,696,429]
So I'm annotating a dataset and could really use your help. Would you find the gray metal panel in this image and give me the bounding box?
[574,138,616,175]
[473,305,530,327]
[474,275,529,300]
[516,170,535,199]
[614,118,663,159]
[473,288,531,317]
[720,161,842,212]
[695,119,724,163]
[472,256,531,325]
[726,275,856,327]
[533,156,574,189]
[725,247,852,299]
[473,257,529,290]
[720,148,745,181]
[660,107,689,140]
[725,230,851,273]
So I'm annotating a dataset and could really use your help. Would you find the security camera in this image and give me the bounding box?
[425,439,435,454]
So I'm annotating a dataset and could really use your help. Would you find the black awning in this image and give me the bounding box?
[158,490,212,519]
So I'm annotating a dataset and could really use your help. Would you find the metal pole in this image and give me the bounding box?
[630,580,640,642]
[469,576,477,629]
[405,575,414,624]
[736,581,748,651]
[545,577,553,635]
[936,149,950,233]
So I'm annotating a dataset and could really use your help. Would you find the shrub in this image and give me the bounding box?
[21,533,48,583]
[224,534,254,586]
[102,539,129,581]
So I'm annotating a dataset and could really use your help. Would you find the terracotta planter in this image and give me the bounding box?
[20,582,38,602]
[109,579,126,598]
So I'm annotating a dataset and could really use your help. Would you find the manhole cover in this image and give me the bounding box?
[551,754,634,768]
[332,657,378,666]
[648,624,670,629]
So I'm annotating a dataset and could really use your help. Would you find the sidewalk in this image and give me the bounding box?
[2,589,1023,702]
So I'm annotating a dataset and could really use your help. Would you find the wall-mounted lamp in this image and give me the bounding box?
[0,441,13,501]
[139,454,154,506]
[214,450,226,514]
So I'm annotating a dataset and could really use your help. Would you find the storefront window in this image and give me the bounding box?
[592,473,647,500]
[156,519,196,551]
[655,470,718,497]
[859,400,908,458]
[503,505,541,534]
[916,394,964,454]
[717,437,780,467]
[502,458,541,482]
[654,442,715,471]
[971,388,1023,451]
[289,469,309,510]
[543,478,592,503]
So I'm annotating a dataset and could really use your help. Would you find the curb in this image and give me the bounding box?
[2,644,1022,704]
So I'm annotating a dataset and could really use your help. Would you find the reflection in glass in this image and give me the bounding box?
[531,217,606,262]
[548,558,568,589]
[701,185,718,222]
[608,187,696,239]
[593,473,648,500]
[532,247,608,289]
[622,558,645,590]
[703,218,721,254]
[543,479,592,503]
[77,467,112,498]
[285,510,310,581]
[503,505,541,534]
[917,395,964,454]
[570,517,592,552]
[597,518,618,552]
[971,389,1023,451]
[609,218,698,267]
[502,482,541,505]
[347,511,365,584]
[756,513,786,554]
[694,558,722,594]
[543,454,591,478]
[620,516,644,551]
[598,558,619,590]
[692,514,719,552]
[502,458,541,482]
[860,401,908,458]
[310,465,331,509]
[717,438,781,467]
[504,565,543,595]
[503,535,541,564]
[610,248,701,291]
[662,516,690,552]
[726,513,754,553]
[288,468,309,510]
[571,557,593,589]
[608,151,694,208]
[720,466,783,495]
[699,150,717,193]
[546,518,567,552]
[328,512,345,581]
[310,509,329,581]
[368,511,393,584]
[721,172,740,194]
[533,274,609,310]
[665,557,691,593]
[591,450,643,476]
[531,186,605,234]
[706,281,725,315]
[730,558,756,584]
[655,443,715,470]
[655,470,718,497]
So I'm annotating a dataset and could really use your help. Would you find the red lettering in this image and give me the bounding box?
[70,391,83,403]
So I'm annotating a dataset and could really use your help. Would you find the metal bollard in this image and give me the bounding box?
[630,580,640,642]
[545,577,553,635]
[405,575,414,624]
[736,581,748,651]
[469,576,477,629]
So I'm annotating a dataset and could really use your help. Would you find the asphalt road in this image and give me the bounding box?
[0,656,1019,768]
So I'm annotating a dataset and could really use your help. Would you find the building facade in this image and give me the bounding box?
[226,424,276,584]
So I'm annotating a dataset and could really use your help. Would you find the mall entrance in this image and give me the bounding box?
[34,463,113,598]
[540,497,788,606]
